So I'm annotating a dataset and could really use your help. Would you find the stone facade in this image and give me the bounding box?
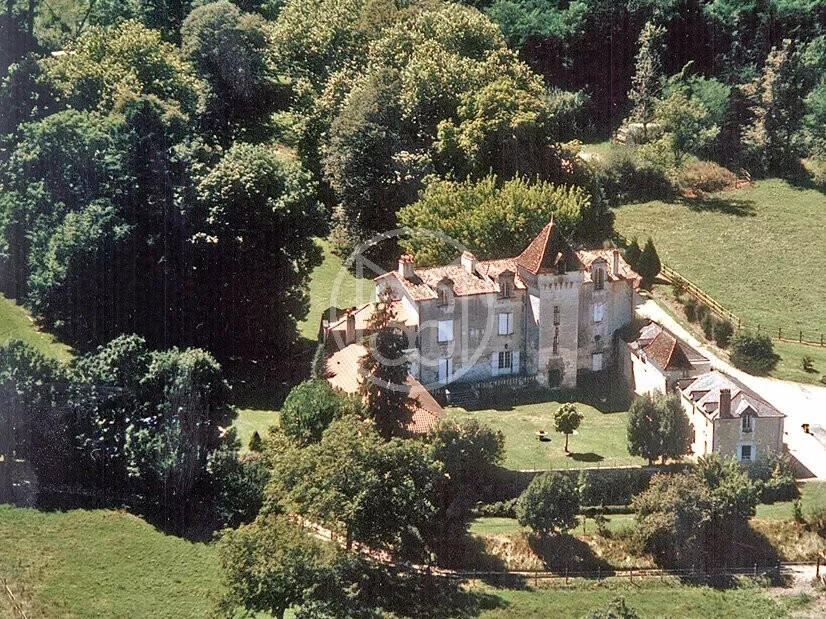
[374,220,640,389]
[678,370,784,462]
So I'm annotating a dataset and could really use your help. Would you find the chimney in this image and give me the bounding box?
[460,251,477,275]
[398,254,414,280]
[345,310,356,345]
[612,249,620,277]
[719,389,731,418]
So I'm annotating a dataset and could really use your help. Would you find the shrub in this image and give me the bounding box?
[695,303,708,322]
[671,278,686,298]
[684,297,698,322]
[280,379,360,446]
[595,148,672,205]
[802,355,815,372]
[701,314,716,340]
[624,237,642,271]
[714,320,734,348]
[248,431,264,453]
[476,499,517,518]
[675,161,737,194]
[637,237,661,288]
[730,331,780,375]
[516,472,580,536]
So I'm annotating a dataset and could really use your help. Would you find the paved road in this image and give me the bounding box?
[636,296,826,478]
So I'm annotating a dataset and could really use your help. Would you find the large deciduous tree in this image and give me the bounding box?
[280,379,361,446]
[626,393,690,465]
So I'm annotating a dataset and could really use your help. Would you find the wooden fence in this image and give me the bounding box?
[659,264,826,348]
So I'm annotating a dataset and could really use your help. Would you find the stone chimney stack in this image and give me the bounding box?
[612,249,620,277]
[461,251,477,275]
[398,254,414,280]
[345,310,356,345]
[719,389,731,418]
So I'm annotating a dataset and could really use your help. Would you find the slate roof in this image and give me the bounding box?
[680,370,784,419]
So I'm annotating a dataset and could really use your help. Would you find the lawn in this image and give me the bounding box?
[478,582,809,618]
[234,408,279,453]
[298,239,370,341]
[755,480,826,520]
[445,395,643,471]
[615,179,826,339]
[0,293,73,361]
[0,506,224,618]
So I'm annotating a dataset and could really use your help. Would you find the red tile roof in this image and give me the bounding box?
[516,220,582,274]
[323,343,444,435]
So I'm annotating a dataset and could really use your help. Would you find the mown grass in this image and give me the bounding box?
[445,398,643,471]
[234,409,280,453]
[0,294,73,361]
[0,506,224,618]
[756,480,826,520]
[615,179,826,339]
[477,581,810,618]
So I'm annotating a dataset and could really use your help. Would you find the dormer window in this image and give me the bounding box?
[742,413,753,433]
[501,280,512,298]
[438,287,449,306]
[436,277,453,307]
[593,266,605,290]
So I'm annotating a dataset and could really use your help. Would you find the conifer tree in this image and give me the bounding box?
[637,237,661,289]
[628,22,665,141]
[359,290,412,438]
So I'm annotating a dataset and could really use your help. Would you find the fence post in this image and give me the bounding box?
[779,327,782,340]
[754,563,757,577]
[757,323,760,334]
[800,330,803,343]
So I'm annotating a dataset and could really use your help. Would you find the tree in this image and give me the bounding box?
[554,403,583,453]
[653,91,720,165]
[636,237,661,288]
[624,237,641,271]
[248,431,264,452]
[657,393,692,464]
[632,472,710,567]
[695,454,759,527]
[268,417,438,551]
[359,291,412,439]
[193,142,324,358]
[427,418,504,555]
[515,471,579,537]
[626,393,690,466]
[207,429,270,527]
[181,1,287,143]
[281,379,360,446]
[627,21,665,141]
[742,39,808,173]
[218,514,331,619]
[804,78,826,159]
[398,175,597,266]
[730,331,779,375]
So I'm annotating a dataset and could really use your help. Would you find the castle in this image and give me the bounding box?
[373,219,640,389]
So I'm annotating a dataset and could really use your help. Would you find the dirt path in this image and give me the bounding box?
[636,295,826,478]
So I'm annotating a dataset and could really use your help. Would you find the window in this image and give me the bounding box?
[556,259,566,275]
[553,305,560,326]
[552,327,559,355]
[742,414,753,433]
[739,444,753,462]
[593,303,604,323]
[594,334,602,352]
[437,320,453,343]
[468,327,481,343]
[498,312,513,335]
[592,352,603,371]
[593,267,605,290]
[498,351,512,370]
[438,287,449,306]
[500,280,512,298]
[438,358,452,383]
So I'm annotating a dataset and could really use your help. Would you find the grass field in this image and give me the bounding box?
[0,506,223,618]
[756,480,826,520]
[0,294,73,361]
[445,394,643,471]
[478,582,810,618]
[615,179,826,338]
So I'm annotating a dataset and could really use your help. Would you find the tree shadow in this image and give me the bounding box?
[527,532,614,575]
[677,195,757,217]
[569,452,604,463]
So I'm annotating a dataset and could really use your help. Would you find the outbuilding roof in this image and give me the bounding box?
[680,370,784,419]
